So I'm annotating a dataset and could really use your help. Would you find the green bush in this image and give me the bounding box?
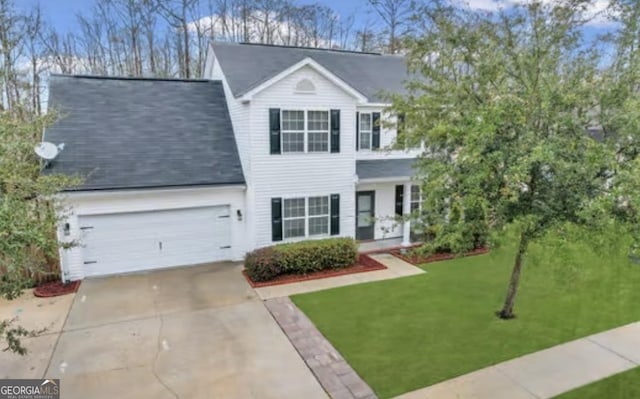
[244,238,358,282]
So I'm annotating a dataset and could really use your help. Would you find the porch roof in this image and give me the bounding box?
[356,158,417,181]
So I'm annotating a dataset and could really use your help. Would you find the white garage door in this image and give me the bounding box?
[79,206,231,277]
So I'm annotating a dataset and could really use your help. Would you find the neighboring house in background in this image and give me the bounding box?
[46,42,420,281]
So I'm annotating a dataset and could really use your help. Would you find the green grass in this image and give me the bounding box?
[552,367,640,399]
[292,227,640,398]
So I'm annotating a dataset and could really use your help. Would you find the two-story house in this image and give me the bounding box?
[46,42,420,281]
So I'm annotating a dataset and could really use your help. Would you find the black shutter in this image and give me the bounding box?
[269,108,281,155]
[330,194,340,235]
[397,112,405,136]
[330,109,340,153]
[355,112,360,150]
[372,112,381,149]
[395,185,404,216]
[271,198,283,241]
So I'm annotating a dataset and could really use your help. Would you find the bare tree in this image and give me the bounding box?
[367,0,413,53]
[157,0,198,78]
[0,0,25,109]
[24,6,45,114]
[336,12,355,49]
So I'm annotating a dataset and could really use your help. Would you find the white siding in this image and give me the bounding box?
[249,66,357,249]
[356,182,403,239]
[203,48,420,252]
[209,53,252,182]
[58,186,246,281]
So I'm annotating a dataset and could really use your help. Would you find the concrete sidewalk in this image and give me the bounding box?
[254,253,425,300]
[396,322,640,399]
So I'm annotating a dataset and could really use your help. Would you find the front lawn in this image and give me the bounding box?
[552,367,640,399]
[292,226,640,398]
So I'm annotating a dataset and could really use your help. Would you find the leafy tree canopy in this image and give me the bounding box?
[393,0,640,318]
[0,111,80,297]
[0,110,80,353]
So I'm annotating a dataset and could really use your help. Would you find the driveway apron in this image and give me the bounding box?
[45,262,327,399]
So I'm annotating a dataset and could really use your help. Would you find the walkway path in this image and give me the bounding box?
[396,321,640,399]
[254,253,424,300]
[266,297,377,399]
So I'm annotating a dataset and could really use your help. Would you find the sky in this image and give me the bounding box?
[18,0,92,32]
[17,0,616,43]
[18,0,366,34]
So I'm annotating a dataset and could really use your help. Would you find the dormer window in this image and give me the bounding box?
[295,78,316,93]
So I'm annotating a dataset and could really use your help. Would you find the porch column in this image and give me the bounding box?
[402,182,412,247]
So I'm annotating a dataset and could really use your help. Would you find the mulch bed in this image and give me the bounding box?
[243,253,387,288]
[34,280,81,297]
[391,247,490,266]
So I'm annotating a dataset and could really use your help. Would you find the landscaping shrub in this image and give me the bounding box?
[244,247,282,282]
[244,238,358,282]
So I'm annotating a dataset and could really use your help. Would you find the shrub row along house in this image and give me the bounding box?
[45,42,420,281]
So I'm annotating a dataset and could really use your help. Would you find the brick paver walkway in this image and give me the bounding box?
[265,297,377,399]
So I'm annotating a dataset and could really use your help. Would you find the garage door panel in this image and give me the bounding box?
[80,206,232,277]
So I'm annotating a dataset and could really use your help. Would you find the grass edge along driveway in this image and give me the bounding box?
[292,227,640,398]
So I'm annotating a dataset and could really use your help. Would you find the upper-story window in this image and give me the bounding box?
[359,113,372,150]
[282,110,305,152]
[281,109,329,153]
[307,111,329,152]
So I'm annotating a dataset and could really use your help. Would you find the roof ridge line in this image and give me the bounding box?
[211,40,394,57]
[50,73,216,83]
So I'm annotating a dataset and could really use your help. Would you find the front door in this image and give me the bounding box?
[356,191,375,240]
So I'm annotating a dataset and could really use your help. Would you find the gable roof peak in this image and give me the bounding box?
[210,41,409,102]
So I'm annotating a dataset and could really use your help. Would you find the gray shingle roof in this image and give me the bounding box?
[44,75,245,191]
[357,158,417,180]
[211,42,408,102]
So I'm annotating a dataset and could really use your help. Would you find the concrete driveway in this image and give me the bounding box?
[3,263,327,399]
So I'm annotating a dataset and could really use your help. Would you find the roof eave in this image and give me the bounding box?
[61,181,247,193]
[357,176,413,184]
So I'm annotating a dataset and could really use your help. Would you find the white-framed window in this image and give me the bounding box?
[359,113,372,150]
[308,196,330,235]
[282,195,331,239]
[283,197,306,238]
[281,110,305,153]
[411,185,421,213]
[307,111,329,152]
[281,110,330,153]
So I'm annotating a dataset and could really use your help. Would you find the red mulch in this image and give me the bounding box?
[391,247,489,265]
[34,280,81,297]
[243,253,387,288]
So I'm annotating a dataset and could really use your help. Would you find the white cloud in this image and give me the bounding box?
[460,0,506,11]
[187,11,332,48]
[457,0,615,26]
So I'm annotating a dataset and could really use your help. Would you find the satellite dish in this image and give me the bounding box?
[34,142,64,161]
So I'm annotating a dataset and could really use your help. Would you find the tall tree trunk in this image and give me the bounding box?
[498,232,530,319]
